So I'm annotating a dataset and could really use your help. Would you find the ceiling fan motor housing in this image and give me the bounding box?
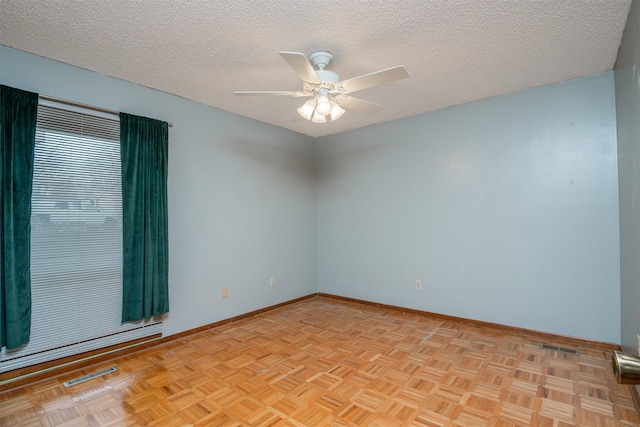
[316,70,340,84]
[310,52,340,85]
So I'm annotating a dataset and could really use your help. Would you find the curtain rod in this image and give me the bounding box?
[38,94,173,127]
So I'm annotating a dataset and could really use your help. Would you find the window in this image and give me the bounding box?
[0,101,161,372]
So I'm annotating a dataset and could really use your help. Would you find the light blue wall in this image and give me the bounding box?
[0,45,318,337]
[317,73,621,343]
[615,0,640,355]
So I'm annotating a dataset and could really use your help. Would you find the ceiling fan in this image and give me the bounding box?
[234,51,409,124]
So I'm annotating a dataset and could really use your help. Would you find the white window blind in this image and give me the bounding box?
[0,102,161,373]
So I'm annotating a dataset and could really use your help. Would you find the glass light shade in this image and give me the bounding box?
[329,102,345,121]
[311,111,327,123]
[297,99,316,120]
[315,96,331,116]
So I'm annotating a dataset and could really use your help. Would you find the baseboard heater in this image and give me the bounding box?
[0,322,162,373]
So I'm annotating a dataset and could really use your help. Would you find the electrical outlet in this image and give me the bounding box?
[415,280,422,290]
[222,287,228,299]
[636,334,640,356]
[270,277,276,288]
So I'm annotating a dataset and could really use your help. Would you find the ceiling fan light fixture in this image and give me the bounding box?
[311,111,327,123]
[315,95,332,116]
[330,102,345,121]
[297,99,316,120]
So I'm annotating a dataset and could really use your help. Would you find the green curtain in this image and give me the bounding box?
[120,113,169,322]
[0,85,38,349]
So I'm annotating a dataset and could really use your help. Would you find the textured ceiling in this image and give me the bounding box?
[0,1,632,138]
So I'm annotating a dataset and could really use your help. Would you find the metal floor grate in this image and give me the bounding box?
[63,366,118,387]
[540,344,579,355]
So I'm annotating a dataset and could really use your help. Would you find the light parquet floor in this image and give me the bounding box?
[1,297,639,426]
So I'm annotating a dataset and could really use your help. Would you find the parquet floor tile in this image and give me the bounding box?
[1,297,639,426]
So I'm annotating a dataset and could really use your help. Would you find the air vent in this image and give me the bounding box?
[63,366,118,387]
[540,344,579,355]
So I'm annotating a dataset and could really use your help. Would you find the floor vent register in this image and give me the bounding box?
[63,366,118,387]
[540,344,579,355]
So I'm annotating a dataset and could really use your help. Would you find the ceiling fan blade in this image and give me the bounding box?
[339,65,409,93]
[233,91,309,97]
[279,51,322,84]
[335,96,383,115]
